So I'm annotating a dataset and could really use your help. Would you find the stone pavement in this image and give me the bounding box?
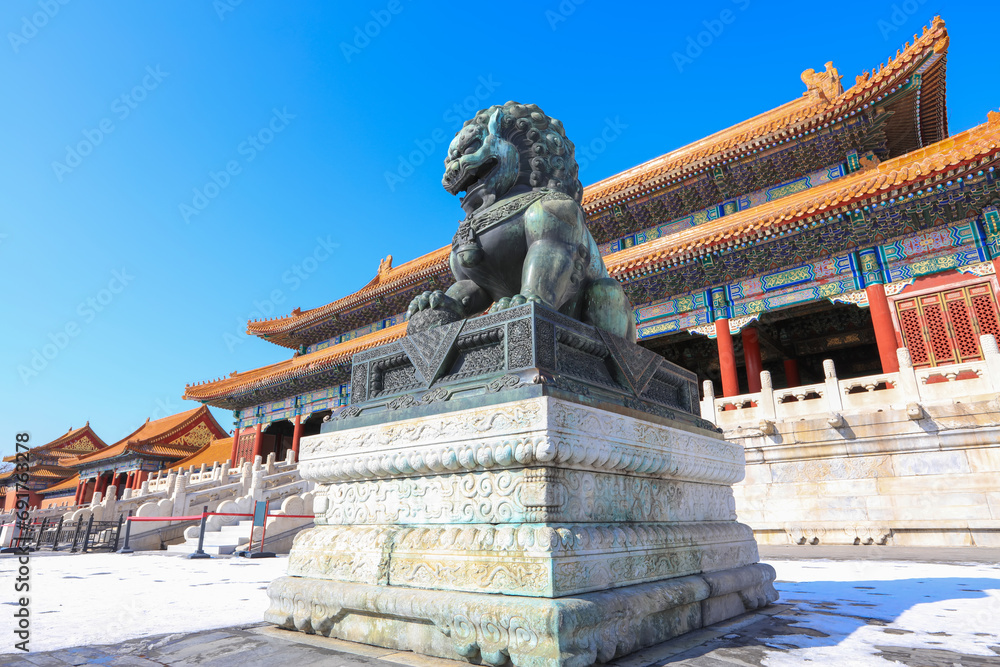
[758,545,1000,563]
[4,547,1000,666]
[4,605,999,667]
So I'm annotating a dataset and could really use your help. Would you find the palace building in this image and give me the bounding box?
[184,17,999,470]
[36,406,229,509]
[0,423,107,511]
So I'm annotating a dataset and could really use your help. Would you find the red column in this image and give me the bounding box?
[784,359,801,387]
[291,415,303,461]
[715,319,740,397]
[741,327,763,393]
[230,427,240,465]
[94,474,106,496]
[866,283,900,373]
[73,481,83,505]
[251,423,263,461]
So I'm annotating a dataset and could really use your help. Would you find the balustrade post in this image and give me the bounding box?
[171,473,188,518]
[895,347,921,403]
[700,380,716,424]
[759,371,777,421]
[823,359,843,412]
[982,334,1000,393]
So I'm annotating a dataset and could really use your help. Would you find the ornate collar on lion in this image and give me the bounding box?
[453,188,571,247]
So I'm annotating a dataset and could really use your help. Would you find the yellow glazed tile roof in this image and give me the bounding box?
[604,112,1000,278]
[65,406,223,466]
[185,108,1000,404]
[168,437,234,471]
[184,322,407,400]
[243,19,948,344]
[581,17,949,211]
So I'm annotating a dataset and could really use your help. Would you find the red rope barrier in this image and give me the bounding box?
[121,512,315,524]
[11,512,314,527]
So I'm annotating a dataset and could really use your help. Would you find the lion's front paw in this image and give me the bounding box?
[407,290,463,319]
[487,294,543,313]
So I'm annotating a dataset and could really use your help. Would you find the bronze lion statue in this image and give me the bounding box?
[407,101,636,341]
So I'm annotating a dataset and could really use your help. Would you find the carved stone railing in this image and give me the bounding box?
[1,449,311,550]
[702,334,1000,431]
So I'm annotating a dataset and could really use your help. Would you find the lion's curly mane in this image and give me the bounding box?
[463,101,583,204]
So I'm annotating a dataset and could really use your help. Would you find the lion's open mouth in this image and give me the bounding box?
[445,157,498,197]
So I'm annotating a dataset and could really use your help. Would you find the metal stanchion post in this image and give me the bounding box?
[188,506,211,559]
[118,511,134,554]
[111,514,124,552]
[69,519,83,553]
[240,500,275,559]
[34,518,48,550]
[81,514,94,553]
[51,516,64,551]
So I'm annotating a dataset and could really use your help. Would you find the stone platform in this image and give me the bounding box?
[265,304,777,666]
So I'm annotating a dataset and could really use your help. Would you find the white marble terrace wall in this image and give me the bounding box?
[707,334,1000,547]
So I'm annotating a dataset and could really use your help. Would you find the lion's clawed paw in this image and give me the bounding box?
[407,290,461,318]
[487,294,542,313]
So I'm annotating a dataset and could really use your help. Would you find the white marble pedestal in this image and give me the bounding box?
[266,394,776,666]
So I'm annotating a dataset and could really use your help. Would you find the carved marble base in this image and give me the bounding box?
[267,308,777,665]
[285,521,761,597]
[266,562,777,667]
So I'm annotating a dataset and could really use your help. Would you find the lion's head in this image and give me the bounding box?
[442,101,582,217]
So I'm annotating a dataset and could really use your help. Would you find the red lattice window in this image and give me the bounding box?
[897,299,929,365]
[921,297,956,365]
[970,285,1000,342]
[943,290,980,361]
[236,432,255,465]
[895,282,1000,368]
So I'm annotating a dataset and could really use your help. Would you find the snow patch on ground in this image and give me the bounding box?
[2,553,287,652]
[3,553,999,663]
[763,559,1000,666]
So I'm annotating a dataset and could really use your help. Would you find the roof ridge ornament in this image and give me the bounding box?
[801,61,843,103]
[378,255,393,280]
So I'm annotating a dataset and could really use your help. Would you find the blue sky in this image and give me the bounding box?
[2,1,997,457]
